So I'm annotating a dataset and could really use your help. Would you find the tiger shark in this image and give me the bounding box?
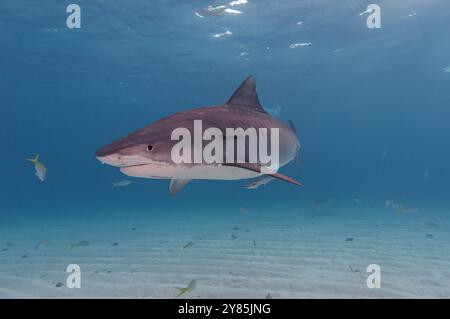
[95,76,302,195]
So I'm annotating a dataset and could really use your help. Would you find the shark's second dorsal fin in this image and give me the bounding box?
[226,76,267,113]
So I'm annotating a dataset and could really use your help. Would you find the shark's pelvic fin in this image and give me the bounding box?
[226,76,267,114]
[169,179,192,196]
[224,162,303,187]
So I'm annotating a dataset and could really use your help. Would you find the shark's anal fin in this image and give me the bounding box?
[223,163,303,187]
[169,179,192,196]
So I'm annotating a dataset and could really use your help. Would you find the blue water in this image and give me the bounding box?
[1,0,450,298]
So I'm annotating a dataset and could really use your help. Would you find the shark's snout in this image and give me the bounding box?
[96,153,126,167]
[95,144,117,159]
[95,143,127,167]
[96,146,152,168]
[95,142,134,167]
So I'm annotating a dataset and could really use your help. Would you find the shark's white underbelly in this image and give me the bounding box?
[120,163,259,180]
[120,161,290,180]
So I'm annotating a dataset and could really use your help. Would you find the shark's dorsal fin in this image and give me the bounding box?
[226,76,267,113]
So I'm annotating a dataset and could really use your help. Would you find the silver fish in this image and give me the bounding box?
[112,180,132,187]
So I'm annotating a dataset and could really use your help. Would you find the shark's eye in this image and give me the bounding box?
[147,145,153,151]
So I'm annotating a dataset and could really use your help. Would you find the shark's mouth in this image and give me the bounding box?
[120,160,173,169]
[119,161,176,179]
[118,163,153,168]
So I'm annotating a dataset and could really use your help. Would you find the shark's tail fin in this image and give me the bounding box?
[293,153,301,167]
[69,243,75,250]
[27,153,39,164]
[288,120,297,136]
[288,121,301,167]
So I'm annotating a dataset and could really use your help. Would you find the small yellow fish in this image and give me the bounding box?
[26,153,47,182]
[396,207,417,214]
[175,279,196,298]
[69,240,90,250]
[387,200,417,214]
[34,239,49,250]
[182,241,194,250]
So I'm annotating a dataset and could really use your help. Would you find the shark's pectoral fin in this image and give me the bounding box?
[223,163,303,187]
[169,179,192,196]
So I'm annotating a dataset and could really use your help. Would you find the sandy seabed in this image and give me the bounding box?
[0,206,449,298]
